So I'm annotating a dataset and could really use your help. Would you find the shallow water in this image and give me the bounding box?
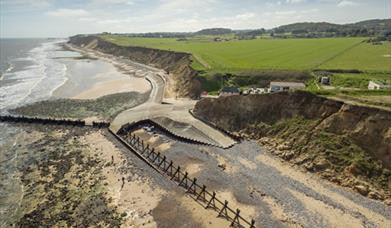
[0,39,78,112]
[0,123,24,226]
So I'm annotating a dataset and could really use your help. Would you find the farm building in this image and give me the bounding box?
[368,81,391,90]
[269,82,306,92]
[219,86,240,97]
[319,76,331,85]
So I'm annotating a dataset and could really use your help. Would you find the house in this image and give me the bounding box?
[269,82,306,92]
[368,81,391,90]
[219,86,240,97]
[319,76,331,85]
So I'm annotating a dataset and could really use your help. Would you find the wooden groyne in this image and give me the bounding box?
[3,113,255,226]
[110,128,256,228]
[0,115,110,128]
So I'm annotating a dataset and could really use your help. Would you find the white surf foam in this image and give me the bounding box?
[0,40,69,111]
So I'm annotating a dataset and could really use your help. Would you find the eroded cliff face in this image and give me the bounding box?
[68,35,201,99]
[194,91,391,201]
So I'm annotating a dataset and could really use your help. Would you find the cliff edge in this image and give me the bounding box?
[194,91,391,203]
[68,35,201,99]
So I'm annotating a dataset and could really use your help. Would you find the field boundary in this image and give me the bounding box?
[314,39,365,69]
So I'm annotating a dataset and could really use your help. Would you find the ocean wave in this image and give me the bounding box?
[0,62,14,80]
[0,40,70,111]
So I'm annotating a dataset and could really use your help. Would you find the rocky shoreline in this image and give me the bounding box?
[0,123,166,227]
[10,91,149,122]
[1,124,122,226]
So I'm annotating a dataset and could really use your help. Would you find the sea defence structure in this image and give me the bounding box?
[110,128,256,227]
[0,115,109,128]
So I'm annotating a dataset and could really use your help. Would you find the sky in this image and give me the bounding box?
[0,0,390,38]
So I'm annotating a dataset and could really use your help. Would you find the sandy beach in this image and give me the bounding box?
[53,56,150,100]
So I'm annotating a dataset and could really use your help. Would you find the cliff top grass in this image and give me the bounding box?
[99,35,391,72]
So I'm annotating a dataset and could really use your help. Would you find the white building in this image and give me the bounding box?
[269,82,306,93]
[368,81,391,90]
[320,76,330,85]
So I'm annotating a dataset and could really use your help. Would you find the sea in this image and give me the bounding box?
[0,38,82,225]
[0,38,82,112]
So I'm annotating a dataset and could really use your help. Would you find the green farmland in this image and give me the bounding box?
[319,42,391,71]
[100,35,391,72]
[101,34,391,109]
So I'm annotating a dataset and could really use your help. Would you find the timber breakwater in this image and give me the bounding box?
[0,115,109,128]
[1,113,254,226]
[111,128,256,227]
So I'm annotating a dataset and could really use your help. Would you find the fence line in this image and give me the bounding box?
[111,129,256,228]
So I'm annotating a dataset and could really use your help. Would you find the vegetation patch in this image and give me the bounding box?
[243,116,391,201]
[198,70,310,93]
[329,72,391,89]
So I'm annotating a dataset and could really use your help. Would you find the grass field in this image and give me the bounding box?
[330,73,391,89]
[100,34,390,108]
[320,42,391,71]
[100,35,381,72]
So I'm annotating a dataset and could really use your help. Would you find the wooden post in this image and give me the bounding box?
[196,185,207,201]
[144,144,150,154]
[170,166,180,180]
[250,219,256,228]
[178,172,188,187]
[186,177,197,194]
[218,200,229,218]
[152,152,160,163]
[136,136,140,148]
[141,140,144,151]
[205,191,217,209]
[230,209,240,227]
[146,148,154,159]
[157,155,166,168]
[164,161,173,173]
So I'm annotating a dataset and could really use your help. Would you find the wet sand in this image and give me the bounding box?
[53,58,150,99]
